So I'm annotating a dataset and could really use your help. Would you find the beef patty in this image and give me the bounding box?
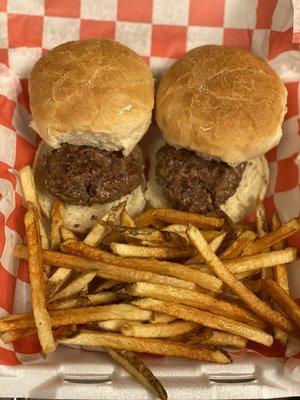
[156,144,246,213]
[38,143,142,205]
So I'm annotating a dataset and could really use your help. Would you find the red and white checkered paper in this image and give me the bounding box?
[0,0,299,370]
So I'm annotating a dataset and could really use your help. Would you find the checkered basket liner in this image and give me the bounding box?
[0,0,299,367]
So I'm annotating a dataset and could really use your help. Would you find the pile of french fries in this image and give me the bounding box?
[1,165,300,400]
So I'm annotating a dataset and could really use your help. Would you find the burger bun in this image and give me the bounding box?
[29,39,154,156]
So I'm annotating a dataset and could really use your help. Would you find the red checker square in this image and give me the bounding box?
[189,0,224,27]
[293,32,300,43]
[0,169,17,190]
[152,25,187,59]
[17,259,29,283]
[256,0,277,29]
[275,155,299,192]
[263,195,275,223]
[268,29,299,60]
[118,0,153,23]
[284,82,298,120]
[0,95,15,131]
[265,146,277,163]
[14,135,36,169]
[0,49,8,66]
[8,14,43,48]
[45,0,80,18]
[13,332,41,354]
[0,0,7,11]
[0,161,10,174]
[18,79,30,114]
[0,347,21,366]
[6,193,26,240]
[224,29,253,50]
[287,231,300,249]
[0,263,16,314]
[80,20,115,40]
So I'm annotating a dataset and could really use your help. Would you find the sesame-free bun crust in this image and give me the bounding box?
[29,39,154,156]
[156,45,287,164]
[34,142,146,233]
[145,141,269,223]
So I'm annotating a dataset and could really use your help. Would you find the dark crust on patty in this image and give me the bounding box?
[156,144,246,214]
[37,143,142,206]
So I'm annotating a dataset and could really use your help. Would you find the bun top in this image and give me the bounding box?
[29,39,154,155]
[155,45,287,164]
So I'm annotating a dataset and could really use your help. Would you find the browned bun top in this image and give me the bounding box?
[29,39,154,155]
[155,45,287,164]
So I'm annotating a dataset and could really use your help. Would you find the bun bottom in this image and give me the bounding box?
[145,143,269,223]
[37,184,145,233]
[33,141,146,233]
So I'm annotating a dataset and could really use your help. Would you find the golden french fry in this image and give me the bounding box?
[20,165,51,276]
[96,267,195,290]
[20,166,41,211]
[48,271,97,302]
[255,201,273,282]
[95,220,160,239]
[101,232,124,246]
[190,248,297,276]
[162,225,222,242]
[110,243,195,259]
[272,212,290,293]
[48,292,118,310]
[261,279,300,329]
[96,219,188,248]
[24,208,55,355]
[58,241,222,292]
[150,313,176,324]
[14,244,196,290]
[51,223,80,298]
[50,199,65,250]
[105,348,167,400]
[58,330,232,364]
[126,282,265,329]
[256,201,269,238]
[272,211,290,346]
[242,217,300,256]
[219,231,257,260]
[189,329,247,349]
[46,267,73,298]
[121,211,136,227]
[84,201,126,246]
[187,225,297,336]
[135,208,224,229]
[224,248,297,275]
[60,226,80,242]
[97,319,143,332]
[185,232,226,264]
[132,298,273,347]
[1,328,36,344]
[93,280,123,293]
[121,321,199,338]
[165,327,213,344]
[0,304,152,332]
